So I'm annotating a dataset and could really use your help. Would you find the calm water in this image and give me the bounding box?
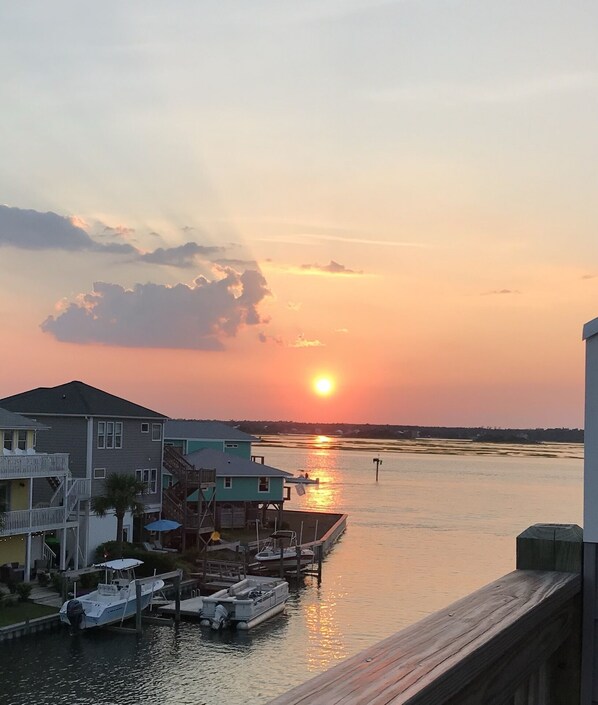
[1,436,583,705]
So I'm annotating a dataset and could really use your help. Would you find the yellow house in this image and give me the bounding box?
[0,407,84,580]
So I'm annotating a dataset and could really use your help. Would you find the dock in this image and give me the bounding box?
[158,594,203,619]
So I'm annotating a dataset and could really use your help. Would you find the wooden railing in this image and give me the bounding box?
[267,524,583,705]
[0,452,69,479]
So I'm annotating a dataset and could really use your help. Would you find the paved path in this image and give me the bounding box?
[29,585,63,608]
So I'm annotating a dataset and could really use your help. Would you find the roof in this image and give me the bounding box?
[0,406,49,431]
[183,448,292,478]
[584,317,598,341]
[0,380,166,419]
[165,419,259,443]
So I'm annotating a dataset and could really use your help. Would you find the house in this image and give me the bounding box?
[164,419,259,460]
[0,407,83,579]
[181,448,292,530]
[0,381,167,565]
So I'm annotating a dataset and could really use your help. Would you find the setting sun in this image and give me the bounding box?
[314,376,334,396]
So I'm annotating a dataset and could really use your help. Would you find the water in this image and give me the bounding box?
[1,436,583,705]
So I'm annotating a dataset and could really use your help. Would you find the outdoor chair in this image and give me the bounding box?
[153,540,177,553]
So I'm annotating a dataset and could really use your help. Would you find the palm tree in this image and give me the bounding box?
[91,473,146,547]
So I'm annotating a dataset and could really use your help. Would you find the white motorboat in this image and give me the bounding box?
[59,558,165,631]
[255,530,314,568]
[200,576,289,630]
[285,473,319,485]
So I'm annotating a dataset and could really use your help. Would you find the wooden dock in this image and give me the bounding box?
[159,595,203,619]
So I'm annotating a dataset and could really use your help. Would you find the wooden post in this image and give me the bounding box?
[280,544,285,578]
[373,457,382,482]
[296,545,301,580]
[135,582,143,634]
[516,523,582,704]
[517,523,583,573]
[317,543,322,586]
[174,570,181,624]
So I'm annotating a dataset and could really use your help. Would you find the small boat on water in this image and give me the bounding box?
[255,530,314,568]
[285,473,319,485]
[59,558,165,631]
[200,576,289,631]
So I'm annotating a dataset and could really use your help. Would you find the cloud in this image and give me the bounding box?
[481,289,521,296]
[334,328,349,334]
[0,205,138,255]
[103,225,136,239]
[41,270,271,350]
[582,274,596,280]
[289,335,325,348]
[288,302,301,311]
[0,205,97,251]
[300,260,363,275]
[140,242,224,268]
[214,258,260,270]
[258,332,283,345]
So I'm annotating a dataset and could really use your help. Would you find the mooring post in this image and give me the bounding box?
[135,582,143,634]
[174,570,181,624]
[317,543,323,586]
[279,545,285,578]
[373,457,382,482]
[516,523,583,704]
[296,545,301,580]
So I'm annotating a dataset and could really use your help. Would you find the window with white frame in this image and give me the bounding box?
[258,476,270,493]
[151,423,162,441]
[3,431,13,451]
[98,421,123,449]
[93,467,106,479]
[136,468,157,494]
[223,477,233,489]
[141,423,149,433]
[17,431,27,451]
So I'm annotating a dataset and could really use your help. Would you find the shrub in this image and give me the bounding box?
[94,541,178,576]
[15,583,32,602]
[37,572,50,587]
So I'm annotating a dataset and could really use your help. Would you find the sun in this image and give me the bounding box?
[313,376,334,396]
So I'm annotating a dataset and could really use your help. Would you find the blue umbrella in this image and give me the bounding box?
[145,519,181,532]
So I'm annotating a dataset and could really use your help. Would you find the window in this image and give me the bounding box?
[141,423,149,433]
[136,468,158,494]
[223,477,233,489]
[151,423,162,441]
[225,443,238,448]
[17,431,27,451]
[3,431,13,451]
[93,467,106,479]
[98,421,123,449]
[258,477,270,493]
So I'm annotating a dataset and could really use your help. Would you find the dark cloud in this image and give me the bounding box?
[214,257,260,270]
[582,274,596,280]
[139,242,224,268]
[258,332,283,345]
[300,260,363,274]
[41,270,271,350]
[0,205,96,250]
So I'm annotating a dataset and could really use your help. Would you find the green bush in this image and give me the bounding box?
[94,541,178,576]
[37,572,50,587]
[15,583,32,602]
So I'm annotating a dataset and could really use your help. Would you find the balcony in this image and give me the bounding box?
[0,453,69,480]
[0,506,73,536]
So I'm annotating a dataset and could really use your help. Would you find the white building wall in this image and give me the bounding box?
[86,511,134,563]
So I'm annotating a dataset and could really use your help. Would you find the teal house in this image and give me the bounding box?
[164,420,258,459]
[184,448,292,529]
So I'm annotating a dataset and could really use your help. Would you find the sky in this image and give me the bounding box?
[0,1,597,428]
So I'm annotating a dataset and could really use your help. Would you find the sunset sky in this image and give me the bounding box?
[1,2,597,427]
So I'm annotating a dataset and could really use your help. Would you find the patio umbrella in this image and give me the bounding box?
[144,519,181,532]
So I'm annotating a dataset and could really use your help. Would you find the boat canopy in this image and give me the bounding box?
[94,558,144,570]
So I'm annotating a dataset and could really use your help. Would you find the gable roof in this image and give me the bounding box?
[165,419,259,443]
[0,381,166,419]
[183,448,292,478]
[0,406,49,431]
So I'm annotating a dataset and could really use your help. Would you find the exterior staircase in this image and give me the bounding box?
[162,445,216,549]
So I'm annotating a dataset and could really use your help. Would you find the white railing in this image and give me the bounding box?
[0,453,69,479]
[50,477,92,514]
[1,506,70,535]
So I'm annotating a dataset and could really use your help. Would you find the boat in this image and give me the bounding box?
[255,530,314,568]
[200,576,289,630]
[285,473,319,485]
[59,558,165,631]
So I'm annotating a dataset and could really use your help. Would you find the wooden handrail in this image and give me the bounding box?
[266,570,581,705]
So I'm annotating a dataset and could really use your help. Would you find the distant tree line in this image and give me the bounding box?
[227,420,583,444]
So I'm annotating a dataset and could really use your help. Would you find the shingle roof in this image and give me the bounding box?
[183,448,292,478]
[0,381,166,419]
[0,406,49,431]
[165,419,259,443]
